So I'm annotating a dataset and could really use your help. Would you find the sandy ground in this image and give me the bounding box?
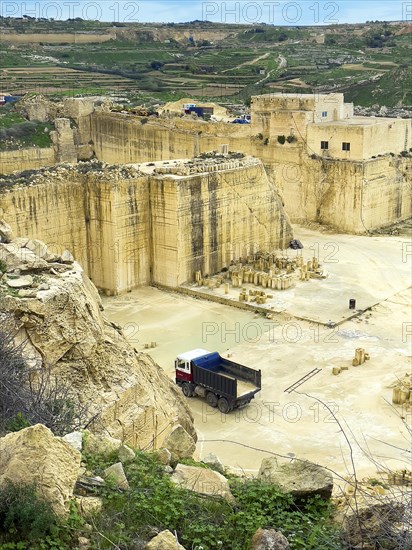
[102,226,412,484]
[183,227,412,326]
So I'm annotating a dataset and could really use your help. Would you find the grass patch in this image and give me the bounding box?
[0,110,54,151]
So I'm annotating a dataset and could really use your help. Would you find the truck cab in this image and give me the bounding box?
[175,349,261,413]
[175,348,209,384]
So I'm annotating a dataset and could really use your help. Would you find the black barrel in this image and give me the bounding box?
[349,299,356,310]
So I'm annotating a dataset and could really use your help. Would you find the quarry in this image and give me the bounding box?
[0,89,411,549]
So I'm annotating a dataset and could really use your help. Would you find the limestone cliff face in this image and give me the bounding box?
[88,112,412,233]
[0,163,151,294]
[150,157,293,286]
[0,158,292,294]
[0,234,196,449]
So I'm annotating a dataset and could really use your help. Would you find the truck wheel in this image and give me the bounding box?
[217,397,231,414]
[206,392,218,408]
[181,383,193,397]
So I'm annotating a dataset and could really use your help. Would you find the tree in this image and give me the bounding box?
[0,321,89,436]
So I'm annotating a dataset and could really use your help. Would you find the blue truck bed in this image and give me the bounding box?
[191,352,261,402]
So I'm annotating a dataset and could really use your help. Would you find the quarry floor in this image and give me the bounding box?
[102,226,412,485]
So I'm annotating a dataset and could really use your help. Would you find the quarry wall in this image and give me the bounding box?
[150,159,291,287]
[0,146,56,173]
[1,98,410,241]
[88,112,412,233]
[0,158,292,294]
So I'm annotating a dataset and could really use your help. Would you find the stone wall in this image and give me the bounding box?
[0,147,56,174]
[306,118,411,160]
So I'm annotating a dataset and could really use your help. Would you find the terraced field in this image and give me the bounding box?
[0,18,411,107]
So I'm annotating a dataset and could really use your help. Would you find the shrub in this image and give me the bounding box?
[0,482,57,543]
[277,135,286,144]
[0,326,89,436]
[85,450,344,550]
[287,135,297,143]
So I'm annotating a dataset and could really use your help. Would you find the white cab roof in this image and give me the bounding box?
[177,349,210,362]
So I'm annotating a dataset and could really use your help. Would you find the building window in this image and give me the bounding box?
[321,141,329,150]
[342,142,351,151]
[322,111,328,117]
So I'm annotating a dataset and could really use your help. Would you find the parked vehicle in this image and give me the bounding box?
[175,349,261,413]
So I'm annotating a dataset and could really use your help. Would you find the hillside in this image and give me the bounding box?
[0,18,411,109]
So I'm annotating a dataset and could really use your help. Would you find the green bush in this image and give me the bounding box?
[85,450,344,550]
[0,483,57,544]
[4,412,31,433]
[277,135,286,144]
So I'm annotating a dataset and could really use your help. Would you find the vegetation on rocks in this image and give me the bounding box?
[0,443,344,550]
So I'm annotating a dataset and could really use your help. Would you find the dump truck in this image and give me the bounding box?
[175,349,261,413]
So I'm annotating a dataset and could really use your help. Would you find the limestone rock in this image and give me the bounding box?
[251,528,290,550]
[201,452,225,474]
[83,431,122,455]
[258,457,333,500]
[118,444,135,463]
[60,249,75,264]
[75,475,105,495]
[154,447,172,466]
[0,230,196,451]
[63,431,83,452]
[103,462,129,490]
[163,425,196,462]
[0,220,13,243]
[0,243,49,272]
[145,530,186,550]
[171,464,235,503]
[6,275,33,288]
[76,496,103,518]
[0,424,81,516]
[338,494,408,549]
[17,289,38,298]
[26,239,58,261]
[78,536,91,549]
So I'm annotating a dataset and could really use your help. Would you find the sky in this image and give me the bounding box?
[1,1,411,26]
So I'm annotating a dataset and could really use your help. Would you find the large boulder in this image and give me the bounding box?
[251,528,290,550]
[0,219,13,243]
[258,457,333,500]
[82,431,122,455]
[163,425,196,462]
[338,492,409,549]
[0,230,196,451]
[103,462,129,490]
[171,464,235,504]
[201,452,225,474]
[145,530,186,549]
[0,243,49,271]
[0,424,81,516]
